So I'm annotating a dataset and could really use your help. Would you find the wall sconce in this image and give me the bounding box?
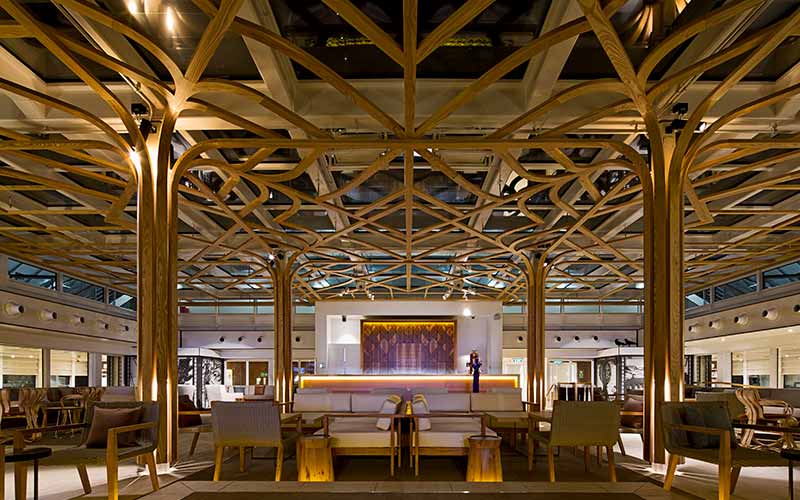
[4,303,24,317]
[39,310,57,321]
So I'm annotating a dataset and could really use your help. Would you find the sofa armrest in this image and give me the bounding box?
[760,400,793,416]
[14,423,88,450]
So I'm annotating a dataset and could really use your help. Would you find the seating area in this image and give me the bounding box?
[2,0,800,499]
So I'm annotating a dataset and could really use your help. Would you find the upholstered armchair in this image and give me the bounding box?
[528,401,620,482]
[211,401,299,481]
[662,401,788,500]
[12,401,160,500]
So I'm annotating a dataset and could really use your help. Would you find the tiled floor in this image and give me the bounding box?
[4,433,792,499]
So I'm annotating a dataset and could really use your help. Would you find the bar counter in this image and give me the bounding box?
[298,374,519,393]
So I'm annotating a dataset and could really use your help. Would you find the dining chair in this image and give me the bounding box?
[211,401,296,481]
[528,400,620,482]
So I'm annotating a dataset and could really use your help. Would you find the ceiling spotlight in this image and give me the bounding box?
[257,336,263,343]
[573,336,580,342]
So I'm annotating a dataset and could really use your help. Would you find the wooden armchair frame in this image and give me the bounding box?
[321,412,402,476]
[178,408,211,456]
[12,420,159,500]
[410,412,489,477]
[662,423,732,500]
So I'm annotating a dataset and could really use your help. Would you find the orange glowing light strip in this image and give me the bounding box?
[299,374,519,388]
[362,321,455,326]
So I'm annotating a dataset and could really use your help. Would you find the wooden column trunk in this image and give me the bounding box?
[297,436,334,482]
[466,435,502,482]
[526,256,547,406]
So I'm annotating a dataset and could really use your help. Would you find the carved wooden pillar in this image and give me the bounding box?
[272,255,293,403]
[643,131,684,464]
[525,255,547,407]
[137,116,179,464]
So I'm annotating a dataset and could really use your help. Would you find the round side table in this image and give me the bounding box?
[466,435,502,482]
[296,435,333,482]
[6,447,52,500]
[782,448,800,500]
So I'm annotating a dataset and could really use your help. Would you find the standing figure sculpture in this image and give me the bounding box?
[468,350,482,393]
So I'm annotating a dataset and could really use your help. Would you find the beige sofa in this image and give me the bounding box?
[410,393,494,476]
[283,392,352,427]
[314,393,402,475]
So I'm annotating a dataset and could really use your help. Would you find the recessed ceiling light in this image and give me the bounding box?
[166,7,176,32]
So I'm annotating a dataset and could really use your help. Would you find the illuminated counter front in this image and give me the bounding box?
[298,375,519,393]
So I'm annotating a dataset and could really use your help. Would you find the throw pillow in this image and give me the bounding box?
[620,397,643,428]
[85,407,142,448]
[412,394,431,431]
[254,385,265,395]
[683,405,737,449]
[178,395,202,427]
[376,395,400,431]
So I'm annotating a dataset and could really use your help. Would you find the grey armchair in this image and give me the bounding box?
[211,401,298,481]
[528,400,620,482]
[662,401,788,500]
[12,401,159,500]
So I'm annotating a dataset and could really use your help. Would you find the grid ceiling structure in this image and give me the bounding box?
[0,0,798,305]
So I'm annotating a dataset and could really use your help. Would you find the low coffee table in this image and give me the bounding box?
[782,448,800,500]
[6,447,52,500]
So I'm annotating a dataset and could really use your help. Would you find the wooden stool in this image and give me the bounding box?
[296,435,333,482]
[466,435,502,482]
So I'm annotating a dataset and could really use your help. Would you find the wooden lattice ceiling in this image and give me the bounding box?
[0,0,798,304]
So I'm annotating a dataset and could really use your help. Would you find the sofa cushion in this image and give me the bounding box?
[178,395,202,427]
[315,419,393,448]
[683,405,736,449]
[351,394,392,412]
[620,396,643,429]
[413,418,495,448]
[86,407,142,448]
[294,393,351,413]
[470,392,522,411]
[424,393,470,412]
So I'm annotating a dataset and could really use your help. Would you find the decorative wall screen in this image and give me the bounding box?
[361,321,456,374]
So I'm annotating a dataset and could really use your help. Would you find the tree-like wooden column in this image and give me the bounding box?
[525,254,547,407]
[137,116,180,464]
[272,254,294,403]
[643,130,684,465]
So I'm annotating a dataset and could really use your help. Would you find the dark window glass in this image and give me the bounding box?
[7,258,56,290]
[685,289,711,309]
[713,276,757,302]
[763,261,800,289]
[63,276,104,302]
[108,289,137,311]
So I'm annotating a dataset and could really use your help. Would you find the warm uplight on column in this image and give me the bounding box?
[165,6,176,31]
[130,150,142,171]
[126,0,137,14]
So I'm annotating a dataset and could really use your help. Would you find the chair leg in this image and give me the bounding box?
[664,454,680,491]
[77,464,92,494]
[730,466,741,494]
[275,444,283,482]
[107,453,119,500]
[527,437,535,471]
[617,436,626,456]
[606,445,616,483]
[213,446,224,481]
[145,451,160,491]
[547,446,555,483]
[189,432,200,456]
[14,464,27,500]
[596,445,601,465]
[719,462,731,500]
[239,446,246,473]
[584,446,590,472]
